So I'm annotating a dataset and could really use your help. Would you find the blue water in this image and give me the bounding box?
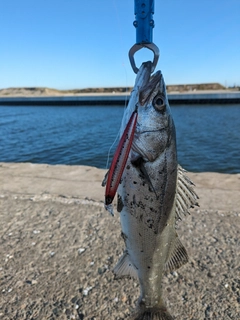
[0,105,239,173]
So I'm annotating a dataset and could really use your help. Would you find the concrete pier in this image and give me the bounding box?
[0,91,240,106]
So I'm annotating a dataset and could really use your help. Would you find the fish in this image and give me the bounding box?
[104,61,199,320]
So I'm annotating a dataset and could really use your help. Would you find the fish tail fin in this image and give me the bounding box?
[132,305,173,320]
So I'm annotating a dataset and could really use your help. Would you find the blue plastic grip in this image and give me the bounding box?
[134,0,154,44]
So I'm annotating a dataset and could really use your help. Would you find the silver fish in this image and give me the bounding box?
[111,61,199,319]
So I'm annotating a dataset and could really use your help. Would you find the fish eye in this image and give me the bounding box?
[153,95,166,113]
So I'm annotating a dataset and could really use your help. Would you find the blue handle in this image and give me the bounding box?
[129,0,159,73]
[134,0,155,44]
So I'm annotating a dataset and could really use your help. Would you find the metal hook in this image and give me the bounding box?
[129,42,160,74]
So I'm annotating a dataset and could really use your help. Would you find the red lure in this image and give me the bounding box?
[105,110,138,207]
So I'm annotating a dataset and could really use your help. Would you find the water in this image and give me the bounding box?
[0,105,239,173]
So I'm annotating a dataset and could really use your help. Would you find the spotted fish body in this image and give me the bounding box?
[113,62,198,320]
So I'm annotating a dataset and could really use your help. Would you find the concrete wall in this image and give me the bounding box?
[0,92,240,105]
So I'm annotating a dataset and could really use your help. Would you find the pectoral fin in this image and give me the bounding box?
[131,157,158,198]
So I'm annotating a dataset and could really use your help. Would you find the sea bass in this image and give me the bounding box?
[104,62,198,320]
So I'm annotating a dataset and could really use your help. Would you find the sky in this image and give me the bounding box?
[0,0,239,89]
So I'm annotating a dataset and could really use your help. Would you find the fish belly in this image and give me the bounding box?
[120,206,176,306]
[117,153,177,307]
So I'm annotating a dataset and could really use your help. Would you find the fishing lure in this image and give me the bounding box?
[105,110,137,214]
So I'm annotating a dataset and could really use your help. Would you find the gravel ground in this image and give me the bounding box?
[0,163,239,319]
[0,195,239,320]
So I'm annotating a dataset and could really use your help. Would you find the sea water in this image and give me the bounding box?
[0,105,239,173]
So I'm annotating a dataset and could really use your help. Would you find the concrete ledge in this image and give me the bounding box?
[0,92,240,105]
[1,162,239,211]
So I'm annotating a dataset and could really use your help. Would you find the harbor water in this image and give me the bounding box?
[0,104,239,173]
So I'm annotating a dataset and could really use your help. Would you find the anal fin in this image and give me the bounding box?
[113,251,138,279]
[165,235,188,273]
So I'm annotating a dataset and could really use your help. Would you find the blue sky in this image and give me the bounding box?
[0,0,239,89]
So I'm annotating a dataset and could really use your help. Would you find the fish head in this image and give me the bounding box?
[133,70,176,162]
[138,70,171,130]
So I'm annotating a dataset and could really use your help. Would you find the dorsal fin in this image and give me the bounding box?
[175,165,199,220]
[113,251,138,279]
[165,235,188,273]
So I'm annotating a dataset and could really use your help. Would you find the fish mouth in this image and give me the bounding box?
[139,71,162,106]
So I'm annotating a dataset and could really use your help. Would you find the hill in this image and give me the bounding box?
[0,83,239,97]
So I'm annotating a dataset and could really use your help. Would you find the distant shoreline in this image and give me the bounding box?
[1,84,240,105]
[1,82,239,96]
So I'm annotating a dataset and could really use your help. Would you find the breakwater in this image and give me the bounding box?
[0,91,240,105]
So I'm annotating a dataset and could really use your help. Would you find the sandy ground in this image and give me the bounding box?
[0,163,239,320]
